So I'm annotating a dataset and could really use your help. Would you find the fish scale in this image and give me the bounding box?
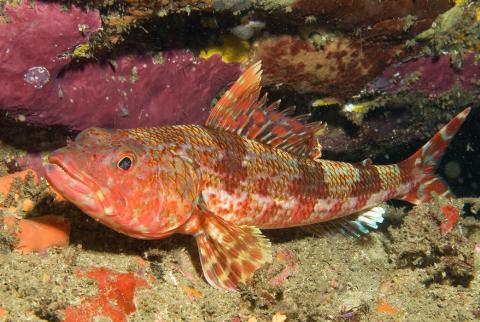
[45,62,471,291]
[196,129,399,228]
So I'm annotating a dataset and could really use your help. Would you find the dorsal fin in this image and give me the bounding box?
[205,62,326,158]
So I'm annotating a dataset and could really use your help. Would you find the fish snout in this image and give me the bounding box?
[47,146,84,168]
[45,148,82,182]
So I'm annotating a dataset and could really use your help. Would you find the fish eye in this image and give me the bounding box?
[117,156,133,171]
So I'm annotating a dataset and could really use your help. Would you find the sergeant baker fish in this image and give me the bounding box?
[45,62,471,290]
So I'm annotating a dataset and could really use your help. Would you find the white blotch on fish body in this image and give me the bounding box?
[24,66,50,89]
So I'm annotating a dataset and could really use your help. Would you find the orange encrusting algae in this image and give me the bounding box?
[180,285,203,300]
[0,169,38,196]
[376,300,400,315]
[2,215,70,253]
[45,62,472,290]
[0,170,40,212]
[64,268,149,322]
[0,169,65,210]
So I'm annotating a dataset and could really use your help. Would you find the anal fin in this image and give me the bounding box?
[302,206,385,238]
[191,209,272,290]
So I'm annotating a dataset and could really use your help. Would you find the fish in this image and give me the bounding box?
[44,62,471,291]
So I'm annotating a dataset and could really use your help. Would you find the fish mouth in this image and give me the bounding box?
[45,153,105,214]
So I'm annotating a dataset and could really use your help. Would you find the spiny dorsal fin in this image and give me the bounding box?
[206,61,326,158]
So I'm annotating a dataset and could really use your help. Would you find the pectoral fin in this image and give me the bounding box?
[188,209,272,290]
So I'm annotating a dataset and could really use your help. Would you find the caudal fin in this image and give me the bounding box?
[398,108,471,204]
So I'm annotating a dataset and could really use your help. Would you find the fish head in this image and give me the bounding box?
[45,127,199,239]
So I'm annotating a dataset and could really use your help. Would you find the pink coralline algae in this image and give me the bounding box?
[368,53,480,96]
[0,1,240,130]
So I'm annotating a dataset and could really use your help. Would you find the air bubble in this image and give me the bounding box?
[24,66,50,89]
[444,161,461,179]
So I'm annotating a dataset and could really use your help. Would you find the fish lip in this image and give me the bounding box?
[45,162,90,195]
[47,156,87,188]
[45,154,106,211]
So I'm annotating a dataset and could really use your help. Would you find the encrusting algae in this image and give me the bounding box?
[199,35,250,63]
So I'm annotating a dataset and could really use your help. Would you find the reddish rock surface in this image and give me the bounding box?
[368,53,480,96]
[292,0,453,36]
[0,1,240,130]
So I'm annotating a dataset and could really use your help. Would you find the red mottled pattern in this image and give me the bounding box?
[127,125,410,228]
[126,106,466,228]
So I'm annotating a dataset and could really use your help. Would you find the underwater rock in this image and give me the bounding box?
[243,0,454,98]
[291,0,453,37]
[0,1,100,115]
[249,35,400,98]
[316,102,475,162]
[2,215,70,254]
[0,1,241,130]
[100,0,451,37]
[368,53,480,96]
[29,52,239,130]
[24,0,453,103]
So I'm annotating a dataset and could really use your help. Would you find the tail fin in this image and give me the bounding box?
[398,108,471,204]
